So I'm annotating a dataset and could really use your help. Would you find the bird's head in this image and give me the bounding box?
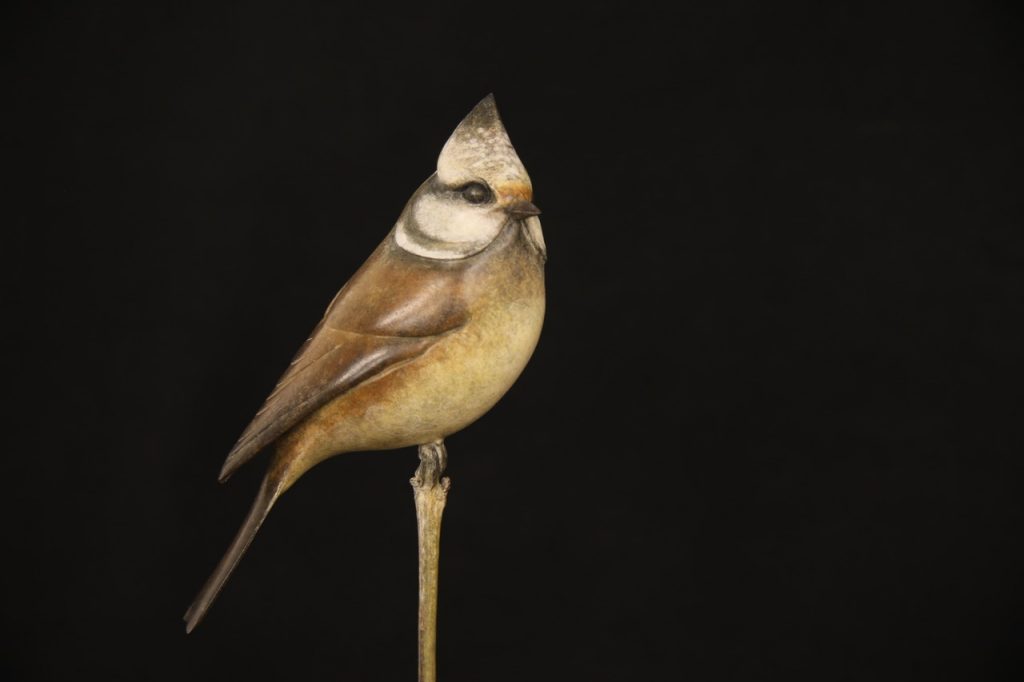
[396,94,545,260]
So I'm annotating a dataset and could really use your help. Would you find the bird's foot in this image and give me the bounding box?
[412,439,450,492]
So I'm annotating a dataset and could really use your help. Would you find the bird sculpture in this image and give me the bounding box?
[184,93,546,673]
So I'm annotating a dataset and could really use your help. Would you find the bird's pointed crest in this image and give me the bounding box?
[437,94,531,193]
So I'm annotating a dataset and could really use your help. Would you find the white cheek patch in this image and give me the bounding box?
[413,194,501,243]
[395,194,506,260]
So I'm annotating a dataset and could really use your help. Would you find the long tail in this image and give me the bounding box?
[184,478,281,633]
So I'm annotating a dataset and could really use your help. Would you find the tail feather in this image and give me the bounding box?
[184,479,280,633]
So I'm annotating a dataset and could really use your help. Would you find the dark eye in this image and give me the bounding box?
[460,182,492,204]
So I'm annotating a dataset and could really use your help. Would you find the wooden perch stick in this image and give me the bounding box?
[411,440,450,682]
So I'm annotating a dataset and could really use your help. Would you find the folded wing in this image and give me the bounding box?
[218,241,469,481]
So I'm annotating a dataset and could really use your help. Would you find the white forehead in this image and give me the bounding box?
[436,96,531,190]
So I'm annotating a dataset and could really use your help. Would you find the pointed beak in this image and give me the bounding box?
[506,200,541,219]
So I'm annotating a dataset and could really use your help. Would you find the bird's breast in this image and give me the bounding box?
[278,230,545,477]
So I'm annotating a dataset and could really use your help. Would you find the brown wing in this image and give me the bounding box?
[218,238,470,481]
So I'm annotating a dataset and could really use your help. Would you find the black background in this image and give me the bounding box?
[7,1,1024,680]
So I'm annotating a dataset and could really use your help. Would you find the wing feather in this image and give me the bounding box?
[217,239,469,481]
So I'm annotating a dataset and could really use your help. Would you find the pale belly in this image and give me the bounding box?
[273,285,544,485]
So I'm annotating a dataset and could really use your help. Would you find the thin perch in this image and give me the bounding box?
[411,440,450,682]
